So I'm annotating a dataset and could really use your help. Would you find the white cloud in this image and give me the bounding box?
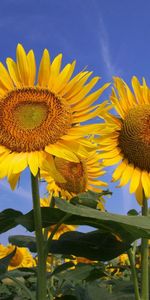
[0,179,31,201]
[97,16,122,79]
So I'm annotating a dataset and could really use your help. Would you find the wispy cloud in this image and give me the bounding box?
[0,179,31,201]
[97,16,122,79]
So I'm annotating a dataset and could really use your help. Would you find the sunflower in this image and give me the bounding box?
[98,76,150,204]
[41,150,107,209]
[40,197,76,239]
[0,44,109,189]
[0,244,35,270]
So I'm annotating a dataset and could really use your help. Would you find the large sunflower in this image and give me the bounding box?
[99,76,150,204]
[0,44,109,188]
[41,150,107,209]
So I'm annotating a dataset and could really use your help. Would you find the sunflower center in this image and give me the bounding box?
[0,87,72,152]
[118,105,150,171]
[55,157,87,194]
[14,102,48,130]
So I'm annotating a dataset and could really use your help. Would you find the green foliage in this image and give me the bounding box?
[54,198,150,242]
[0,209,23,234]
[53,269,136,300]
[0,191,149,299]
[9,229,131,261]
[70,190,111,209]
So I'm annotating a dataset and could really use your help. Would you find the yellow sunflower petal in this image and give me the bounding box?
[72,138,97,149]
[65,72,92,99]
[28,152,39,176]
[16,44,29,85]
[8,173,20,190]
[61,70,88,96]
[40,154,66,183]
[0,153,15,178]
[12,153,28,174]
[68,76,100,105]
[88,179,107,186]
[27,50,36,85]
[0,62,14,90]
[118,164,134,187]
[141,171,150,199]
[135,180,143,205]
[129,167,141,194]
[73,83,110,111]
[66,124,103,138]
[45,142,79,162]
[48,53,62,88]
[6,58,21,87]
[53,61,76,93]
[103,155,122,166]
[142,78,149,104]
[132,76,143,104]
[60,140,89,158]
[38,49,50,87]
[112,160,128,181]
[100,148,121,159]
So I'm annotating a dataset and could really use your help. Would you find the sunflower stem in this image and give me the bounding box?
[127,248,141,300]
[43,193,55,241]
[141,194,149,300]
[31,172,47,300]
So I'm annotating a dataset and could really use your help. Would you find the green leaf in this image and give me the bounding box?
[9,228,131,261]
[57,264,95,282]
[54,198,150,242]
[127,209,139,216]
[16,208,65,232]
[9,235,37,252]
[71,190,111,209]
[0,269,35,281]
[49,262,75,277]
[0,209,23,233]
[15,198,150,246]
[85,281,135,300]
[49,230,131,261]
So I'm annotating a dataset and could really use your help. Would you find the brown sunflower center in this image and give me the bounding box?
[54,157,87,194]
[0,88,72,152]
[118,105,150,171]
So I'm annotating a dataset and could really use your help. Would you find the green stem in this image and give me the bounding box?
[31,172,47,300]
[141,195,149,300]
[6,275,35,300]
[43,193,55,241]
[127,248,141,300]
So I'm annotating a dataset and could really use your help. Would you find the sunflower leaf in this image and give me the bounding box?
[0,209,23,234]
[9,230,131,261]
[54,198,150,242]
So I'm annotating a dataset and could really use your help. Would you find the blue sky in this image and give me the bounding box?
[0,0,149,243]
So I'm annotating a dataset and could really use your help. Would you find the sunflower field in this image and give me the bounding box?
[0,44,149,300]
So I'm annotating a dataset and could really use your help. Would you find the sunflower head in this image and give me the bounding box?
[99,76,150,204]
[41,150,107,211]
[0,43,109,188]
